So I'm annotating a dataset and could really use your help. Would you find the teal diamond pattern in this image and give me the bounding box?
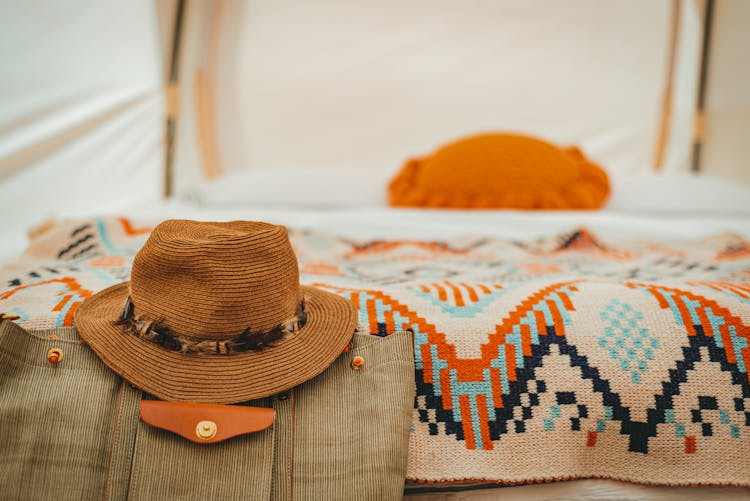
[598,299,660,384]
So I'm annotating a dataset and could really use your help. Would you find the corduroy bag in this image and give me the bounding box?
[0,319,414,500]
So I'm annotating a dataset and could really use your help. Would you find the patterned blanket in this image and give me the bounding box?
[2,217,749,487]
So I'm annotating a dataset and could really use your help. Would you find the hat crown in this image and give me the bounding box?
[129,220,301,339]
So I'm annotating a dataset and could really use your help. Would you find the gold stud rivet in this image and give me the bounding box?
[46,334,58,340]
[47,348,63,364]
[196,420,217,440]
[351,356,365,371]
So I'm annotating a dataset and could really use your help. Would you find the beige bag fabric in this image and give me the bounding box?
[0,319,414,500]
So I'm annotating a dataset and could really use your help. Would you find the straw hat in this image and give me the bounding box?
[75,219,358,404]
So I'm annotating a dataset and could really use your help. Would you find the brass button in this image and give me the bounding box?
[47,348,64,364]
[195,420,217,440]
[351,356,364,371]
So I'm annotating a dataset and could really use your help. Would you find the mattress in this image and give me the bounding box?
[1,204,749,499]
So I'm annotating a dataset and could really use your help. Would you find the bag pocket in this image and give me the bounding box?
[127,396,276,501]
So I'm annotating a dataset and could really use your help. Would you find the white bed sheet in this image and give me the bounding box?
[132,200,750,241]
[5,198,749,263]
[5,169,750,264]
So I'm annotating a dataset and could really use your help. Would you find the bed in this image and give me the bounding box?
[3,0,750,497]
[2,172,749,499]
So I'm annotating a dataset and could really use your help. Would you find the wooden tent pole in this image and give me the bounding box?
[692,0,715,173]
[164,0,187,198]
[194,0,223,179]
[652,0,682,171]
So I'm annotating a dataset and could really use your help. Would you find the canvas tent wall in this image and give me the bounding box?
[701,0,750,184]
[171,0,715,190]
[0,0,165,260]
[0,0,748,260]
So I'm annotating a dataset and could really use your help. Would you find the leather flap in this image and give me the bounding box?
[139,400,275,444]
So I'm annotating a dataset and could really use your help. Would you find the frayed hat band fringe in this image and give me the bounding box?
[114,297,307,355]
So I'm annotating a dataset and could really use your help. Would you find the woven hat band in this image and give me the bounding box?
[116,296,308,355]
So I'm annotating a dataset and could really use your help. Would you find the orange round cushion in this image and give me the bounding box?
[388,133,610,209]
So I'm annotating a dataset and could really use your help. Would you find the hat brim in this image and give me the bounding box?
[75,283,358,403]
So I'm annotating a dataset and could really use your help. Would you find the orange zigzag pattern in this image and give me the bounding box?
[688,281,750,300]
[628,282,750,372]
[343,241,470,259]
[118,217,153,236]
[316,281,578,449]
[415,281,503,307]
[0,278,93,326]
